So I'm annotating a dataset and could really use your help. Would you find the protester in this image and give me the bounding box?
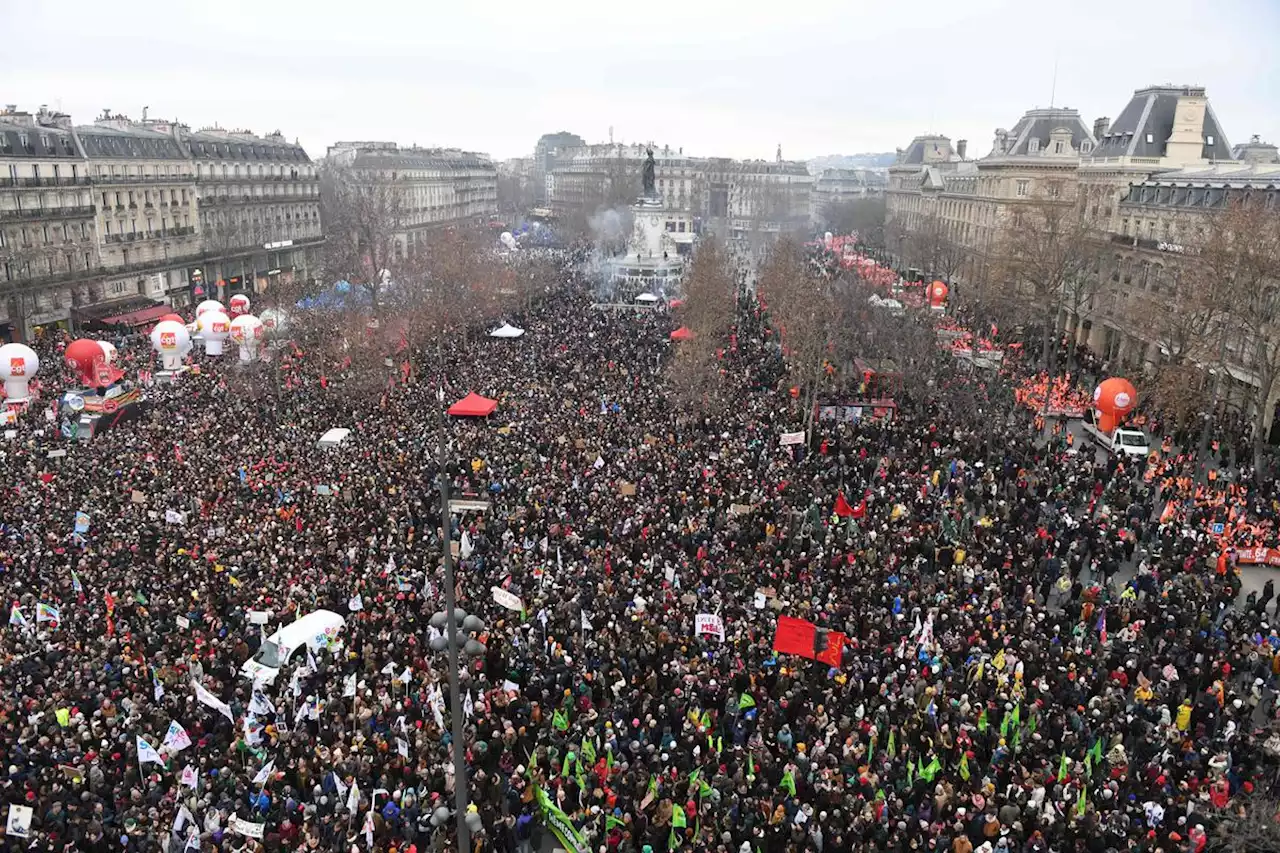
[0,243,1277,853]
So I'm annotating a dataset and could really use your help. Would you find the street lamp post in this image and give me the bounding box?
[432,383,486,853]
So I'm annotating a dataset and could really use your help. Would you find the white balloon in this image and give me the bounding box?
[0,343,39,402]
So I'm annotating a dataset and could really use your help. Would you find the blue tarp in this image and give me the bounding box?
[295,281,372,311]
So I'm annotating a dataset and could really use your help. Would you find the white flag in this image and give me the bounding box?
[5,804,33,838]
[162,720,192,753]
[380,661,396,676]
[252,759,275,786]
[154,676,166,703]
[348,593,363,612]
[243,716,263,746]
[180,765,198,788]
[137,735,165,767]
[581,611,593,632]
[463,691,475,719]
[332,772,349,801]
[397,667,412,684]
[172,803,196,837]
[363,808,375,846]
[343,673,357,698]
[460,530,474,559]
[347,779,360,813]
[429,686,445,729]
[397,737,409,758]
[191,680,235,723]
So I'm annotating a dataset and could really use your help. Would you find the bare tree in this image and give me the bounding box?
[821,197,886,245]
[320,161,408,311]
[1202,196,1280,476]
[989,181,1109,372]
[1210,794,1280,853]
[759,237,845,433]
[667,237,737,412]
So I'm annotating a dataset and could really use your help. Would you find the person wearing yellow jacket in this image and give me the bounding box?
[1175,698,1193,732]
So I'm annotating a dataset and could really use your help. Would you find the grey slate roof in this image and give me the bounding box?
[185,130,309,162]
[999,108,1096,156]
[0,121,79,159]
[896,136,951,165]
[1092,86,1231,161]
[76,125,186,160]
[350,149,495,171]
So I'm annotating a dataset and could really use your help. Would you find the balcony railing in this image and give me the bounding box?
[0,205,96,222]
[0,176,94,188]
[105,225,197,244]
[92,173,194,185]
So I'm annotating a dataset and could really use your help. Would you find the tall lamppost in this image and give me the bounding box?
[431,382,486,853]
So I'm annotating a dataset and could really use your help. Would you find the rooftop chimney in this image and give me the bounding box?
[956,140,968,160]
[1093,117,1110,139]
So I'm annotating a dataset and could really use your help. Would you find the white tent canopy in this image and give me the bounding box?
[489,323,525,339]
[635,292,660,303]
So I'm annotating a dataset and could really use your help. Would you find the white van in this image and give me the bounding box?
[1080,409,1150,459]
[240,609,346,684]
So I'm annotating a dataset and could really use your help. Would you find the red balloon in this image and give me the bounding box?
[159,313,184,324]
[64,338,104,384]
[929,281,949,306]
[1093,377,1137,417]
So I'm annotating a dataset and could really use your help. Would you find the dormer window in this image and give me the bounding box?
[1206,135,1216,146]
[1146,134,1154,144]
[1028,138,1040,154]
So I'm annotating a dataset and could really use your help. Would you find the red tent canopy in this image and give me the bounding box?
[670,326,695,341]
[447,392,498,417]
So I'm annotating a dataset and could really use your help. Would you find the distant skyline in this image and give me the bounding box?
[2,0,1277,163]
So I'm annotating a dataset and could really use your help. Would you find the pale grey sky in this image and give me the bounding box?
[2,0,1276,162]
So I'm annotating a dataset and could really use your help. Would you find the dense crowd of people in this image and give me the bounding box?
[1,245,1279,853]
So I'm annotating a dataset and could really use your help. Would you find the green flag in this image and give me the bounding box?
[1076,787,1087,816]
[698,780,713,799]
[552,708,569,731]
[561,753,575,779]
[977,709,988,732]
[1058,753,1069,782]
[134,591,148,605]
[747,752,758,781]
[780,770,796,797]
[606,747,614,770]
[887,729,896,757]
[920,757,941,783]
[688,768,701,787]
[648,775,659,797]
[526,750,538,779]
[959,753,971,781]
[581,738,596,765]
[1027,713,1037,735]
[738,694,756,711]
[1088,738,1104,764]
[672,805,687,828]
[699,710,711,729]
[907,759,915,787]
[606,815,626,831]
[1011,704,1021,729]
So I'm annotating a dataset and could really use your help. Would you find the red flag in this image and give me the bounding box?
[320,375,328,389]
[851,499,866,519]
[174,444,183,464]
[400,361,411,383]
[103,591,115,615]
[833,492,855,518]
[397,329,409,353]
[816,631,847,667]
[773,615,817,659]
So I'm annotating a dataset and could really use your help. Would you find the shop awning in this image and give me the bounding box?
[100,304,172,326]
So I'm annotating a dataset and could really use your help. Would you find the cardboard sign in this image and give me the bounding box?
[47,449,67,459]
[230,816,265,839]
[618,481,636,497]
[176,616,191,630]
[131,490,146,504]
[729,503,754,517]
[248,610,270,625]
[779,431,805,446]
[491,587,525,612]
[695,613,726,640]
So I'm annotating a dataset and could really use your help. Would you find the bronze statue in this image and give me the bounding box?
[642,148,656,196]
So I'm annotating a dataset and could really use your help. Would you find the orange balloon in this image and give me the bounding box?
[929,281,949,306]
[1093,377,1137,417]
[1096,411,1119,433]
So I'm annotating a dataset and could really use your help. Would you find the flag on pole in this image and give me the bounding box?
[348,593,363,612]
[180,765,198,788]
[1058,753,1070,782]
[191,680,235,723]
[331,772,349,801]
[363,808,375,846]
[162,720,192,753]
[552,708,569,731]
[738,693,756,711]
[252,759,275,786]
[779,770,796,796]
[343,673,357,698]
[36,603,59,624]
[581,611,593,632]
[346,779,360,812]
[136,735,165,768]
[8,604,28,629]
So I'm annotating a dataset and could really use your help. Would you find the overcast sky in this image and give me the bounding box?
[2,0,1276,163]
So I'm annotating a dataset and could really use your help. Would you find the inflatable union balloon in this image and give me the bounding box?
[64,338,106,386]
[1093,377,1137,417]
[159,313,184,325]
[195,299,225,320]
[229,314,264,363]
[97,341,118,364]
[929,281,949,307]
[150,320,192,371]
[229,294,251,317]
[0,343,39,402]
[197,310,232,356]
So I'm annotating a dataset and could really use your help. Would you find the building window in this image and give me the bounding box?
[1206,135,1215,146]
[1016,180,1029,197]
[1145,134,1154,144]
[1054,141,1064,154]
[1028,138,1040,154]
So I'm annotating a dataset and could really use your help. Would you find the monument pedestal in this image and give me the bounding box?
[606,195,687,300]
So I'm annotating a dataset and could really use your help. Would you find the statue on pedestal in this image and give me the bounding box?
[641,148,656,197]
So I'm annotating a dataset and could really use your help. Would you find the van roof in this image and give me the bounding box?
[266,609,346,645]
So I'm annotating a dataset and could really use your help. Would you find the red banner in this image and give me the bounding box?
[1234,547,1280,566]
[816,631,847,666]
[773,616,817,659]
